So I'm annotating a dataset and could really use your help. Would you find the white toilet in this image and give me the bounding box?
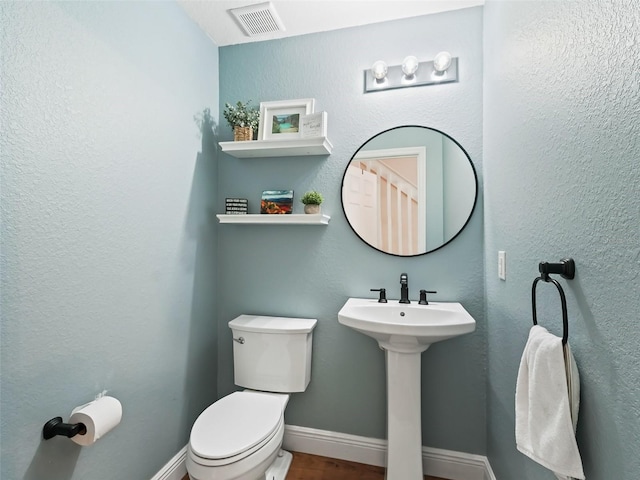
[186,314,317,480]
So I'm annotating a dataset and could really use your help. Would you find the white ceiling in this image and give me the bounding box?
[178,0,484,46]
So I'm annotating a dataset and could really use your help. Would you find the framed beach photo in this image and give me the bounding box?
[258,99,315,141]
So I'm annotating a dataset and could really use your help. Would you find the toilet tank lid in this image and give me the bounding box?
[229,314,317,333]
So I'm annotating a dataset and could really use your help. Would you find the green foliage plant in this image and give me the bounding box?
[301,191,324,205]
[223,100,260,131]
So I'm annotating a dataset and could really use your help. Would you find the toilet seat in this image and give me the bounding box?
[188,417,284,469]
[189,391,283,466]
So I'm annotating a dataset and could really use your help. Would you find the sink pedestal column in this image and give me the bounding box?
[385,348,425,480]
[337,298,476,480]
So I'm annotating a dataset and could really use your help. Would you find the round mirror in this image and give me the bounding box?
[341,125,478,256]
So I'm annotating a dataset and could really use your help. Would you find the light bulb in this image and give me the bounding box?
[371,60,388,81]
[401,56,419,78]
[433,51,452,73]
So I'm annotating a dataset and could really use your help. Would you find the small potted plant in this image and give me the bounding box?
[301,190,323,214]
[223,100,260,141]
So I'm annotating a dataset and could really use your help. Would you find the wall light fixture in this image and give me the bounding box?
[371,60,388,83]
[364,51,458,93]
[401,56,419,79]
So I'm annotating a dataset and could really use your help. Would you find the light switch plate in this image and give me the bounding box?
[498,251,506,280]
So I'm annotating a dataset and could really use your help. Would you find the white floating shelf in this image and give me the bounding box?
[217,214,330,225]
[219,137,333,158]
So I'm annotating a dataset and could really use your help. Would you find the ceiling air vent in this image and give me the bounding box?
[229,2,285,37]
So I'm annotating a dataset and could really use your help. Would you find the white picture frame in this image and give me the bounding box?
[300,111,328,139]
[258,98,315,141]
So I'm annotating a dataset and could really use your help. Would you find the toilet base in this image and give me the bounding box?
[264,450,292,480]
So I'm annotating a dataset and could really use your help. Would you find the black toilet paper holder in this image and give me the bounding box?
[42,417,87,440]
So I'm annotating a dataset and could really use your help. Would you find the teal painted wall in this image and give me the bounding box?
[5,2,636,477]
[484,1,640,478]
[0,2,219,478]
[218,7,486,454]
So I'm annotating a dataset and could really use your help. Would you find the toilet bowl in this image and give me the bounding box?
[186,315,317,480]
[186,391,289,480]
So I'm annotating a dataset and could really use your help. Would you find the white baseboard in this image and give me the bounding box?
[483,456,498,480]
[152,426,496,480]
[150,445,187,480]
[283,424,496,480]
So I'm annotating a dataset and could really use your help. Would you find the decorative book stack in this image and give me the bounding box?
[225,198,248,214]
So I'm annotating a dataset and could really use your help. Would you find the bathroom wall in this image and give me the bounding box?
[218,8,486,454]
[483,1,640,478]
[0,2,219,479]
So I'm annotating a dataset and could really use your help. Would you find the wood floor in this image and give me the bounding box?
[182,451,447,480]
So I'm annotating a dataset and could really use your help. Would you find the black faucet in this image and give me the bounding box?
[370,288,388,303]
[418,289,437,305]
[399,273,410,304]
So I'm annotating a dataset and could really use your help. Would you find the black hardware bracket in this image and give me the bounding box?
[43,417,87,440]
[538,258,575,281]
[532,258,575,345]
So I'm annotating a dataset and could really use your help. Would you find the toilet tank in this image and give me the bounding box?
[228,315,317,393]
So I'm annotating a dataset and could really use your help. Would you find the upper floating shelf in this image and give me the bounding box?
[216,214,330,225]
[219,137,333,158]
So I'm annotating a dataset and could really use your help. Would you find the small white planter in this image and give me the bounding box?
[304,204,321,214]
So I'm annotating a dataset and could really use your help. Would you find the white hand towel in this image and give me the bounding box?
[555,342,582,480]
[516,325,585,479]
[563,342,580,432]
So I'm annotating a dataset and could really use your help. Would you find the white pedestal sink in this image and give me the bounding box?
[338,298,476,480]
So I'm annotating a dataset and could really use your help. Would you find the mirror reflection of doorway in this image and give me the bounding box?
[343,147,427,255]
[343,165,378,247]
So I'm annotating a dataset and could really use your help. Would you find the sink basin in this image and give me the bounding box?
[338,297,476,479]
[338,297,476,352]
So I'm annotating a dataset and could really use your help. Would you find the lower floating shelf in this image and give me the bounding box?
[216,214,330,225]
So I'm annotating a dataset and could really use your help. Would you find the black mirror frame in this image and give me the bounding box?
[340,125,479,257]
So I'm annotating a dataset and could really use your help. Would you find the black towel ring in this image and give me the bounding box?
[531,258,575,345]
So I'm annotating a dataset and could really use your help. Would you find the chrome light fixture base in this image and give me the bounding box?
[364,57,458,93]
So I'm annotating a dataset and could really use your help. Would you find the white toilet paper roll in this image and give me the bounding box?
[69,395,122,446]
